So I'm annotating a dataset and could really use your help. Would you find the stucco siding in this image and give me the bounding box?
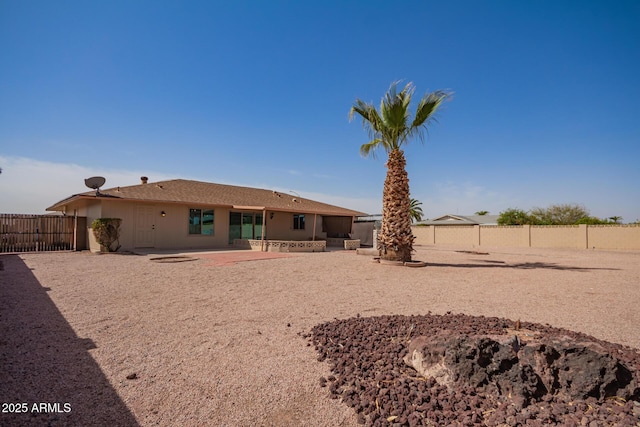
[480,226,527,247]
[94,201,229,251]
[434,226,475,245]
[87,202,333,251]
[413,224,640,250]
[265,212,316,241]
[588,225,640,250]
[530,225,581,249]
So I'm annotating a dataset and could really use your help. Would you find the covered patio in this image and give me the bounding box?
[230,208,361,252]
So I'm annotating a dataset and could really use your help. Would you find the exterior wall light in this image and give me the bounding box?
[270,212,274,220]
[161,211,166,217]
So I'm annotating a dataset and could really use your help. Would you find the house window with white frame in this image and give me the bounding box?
[189,208,214,235]
[293,214,305,230]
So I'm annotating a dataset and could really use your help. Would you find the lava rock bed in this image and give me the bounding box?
[308,313,640,426]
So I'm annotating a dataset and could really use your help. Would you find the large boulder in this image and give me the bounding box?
[404,332,639,408]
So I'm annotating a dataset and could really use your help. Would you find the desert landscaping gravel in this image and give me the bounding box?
[311,313,640,426]
[1,245,639,426]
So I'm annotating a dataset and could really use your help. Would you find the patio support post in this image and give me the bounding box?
[312,213,317,241]
[261,209,266,251]
[73,210,78,251]
[350,215,355,238]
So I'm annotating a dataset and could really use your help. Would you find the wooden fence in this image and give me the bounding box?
[1,214,78,253]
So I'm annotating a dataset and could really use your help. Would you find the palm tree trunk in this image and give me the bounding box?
[378,149,414,262]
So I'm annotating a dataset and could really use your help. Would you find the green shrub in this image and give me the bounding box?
[497,208,537,225]
[91,218,122,252]
[575,216,611,225]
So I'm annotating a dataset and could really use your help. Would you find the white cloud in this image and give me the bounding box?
[414,181,511,218]
[0,156,380,215]
[271,187,380,215]
[0,156,175,213]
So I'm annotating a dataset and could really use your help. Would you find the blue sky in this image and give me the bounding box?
[1,1,639,222]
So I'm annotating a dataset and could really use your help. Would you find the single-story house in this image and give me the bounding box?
[417,214,500,226]
[46,178,367,252]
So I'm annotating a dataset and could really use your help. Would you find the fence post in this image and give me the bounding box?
[579,224,588,249]
[473,225,480,247]
[73,215,77,251]
[522,225,531,247]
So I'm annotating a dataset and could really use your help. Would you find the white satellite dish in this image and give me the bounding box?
[84,176,106,195]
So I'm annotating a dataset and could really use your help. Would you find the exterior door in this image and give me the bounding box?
[229,212,241,244]
[229,212,264,243]
[135,205,155,247]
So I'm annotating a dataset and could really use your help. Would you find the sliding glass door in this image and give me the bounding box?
[229,212,264,243]
[241,213,254,239]
[254,213,263,239]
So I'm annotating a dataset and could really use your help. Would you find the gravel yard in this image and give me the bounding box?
[1,246,639,426]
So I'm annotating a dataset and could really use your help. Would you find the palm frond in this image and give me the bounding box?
[409,198,424,222]
[350,100,385,141]
[351,82,450,158]
[379,81,416,150]
[409,90,451,142]
[359,139,383,158]
[412,91,450,128]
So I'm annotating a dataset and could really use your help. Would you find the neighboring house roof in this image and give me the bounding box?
[355,214,382,222]
[418,214,500,225]
[46,179,367,217]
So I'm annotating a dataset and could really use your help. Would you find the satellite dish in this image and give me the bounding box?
[85,176,106,195]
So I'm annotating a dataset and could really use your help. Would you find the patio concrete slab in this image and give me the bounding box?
[192,250,297,266]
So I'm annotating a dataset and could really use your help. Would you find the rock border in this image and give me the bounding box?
[309,313,640,426]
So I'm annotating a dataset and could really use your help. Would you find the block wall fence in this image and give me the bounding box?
[411,224,640,250]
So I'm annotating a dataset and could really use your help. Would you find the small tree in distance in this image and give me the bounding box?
[498,204,622,225]
[575,216,612,225]
[475,210,489,216]
[497,208,533,225]
[530,204,589,225]
[608,216,622,224]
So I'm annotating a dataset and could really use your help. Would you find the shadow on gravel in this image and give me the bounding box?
[427,260,620,271]
[0,255,139,427]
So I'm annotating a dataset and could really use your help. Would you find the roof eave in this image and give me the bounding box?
[46,194,87,211]
[46,192,366,217]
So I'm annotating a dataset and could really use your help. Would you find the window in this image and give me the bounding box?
[293,214,305,230]
[189,209,214,235]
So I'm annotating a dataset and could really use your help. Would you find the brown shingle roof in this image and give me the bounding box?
[47,179,367,217]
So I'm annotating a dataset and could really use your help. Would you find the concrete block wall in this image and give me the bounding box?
[412,224,640,250]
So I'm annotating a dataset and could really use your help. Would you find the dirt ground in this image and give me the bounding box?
[1,245,639,426]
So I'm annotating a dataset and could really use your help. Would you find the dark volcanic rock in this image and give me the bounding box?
[309,313,640,426]
[404,333,639,408]
[521,337,638,402]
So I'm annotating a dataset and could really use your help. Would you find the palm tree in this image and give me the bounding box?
[350,81,450,262]
[475,210,489,216]
[410,198,424,223]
